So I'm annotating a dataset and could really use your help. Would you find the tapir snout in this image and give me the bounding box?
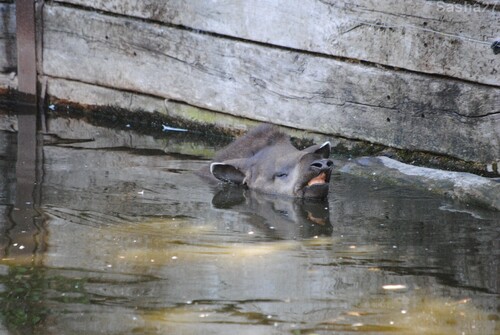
[205,124,334,199]
[295,151,334,199]
[310,159,334,172]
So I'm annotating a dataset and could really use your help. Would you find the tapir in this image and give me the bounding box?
[203,124,334,199]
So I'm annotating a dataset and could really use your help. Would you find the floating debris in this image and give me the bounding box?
[382,284,407,290]
[162,124,188,132]
[48,104,56,111]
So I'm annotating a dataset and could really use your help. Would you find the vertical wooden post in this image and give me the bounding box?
[16,0,37,97]
[10,1,42,260]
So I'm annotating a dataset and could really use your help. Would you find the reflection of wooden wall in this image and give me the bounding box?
[2,1,500,165]
[0,131,16,258]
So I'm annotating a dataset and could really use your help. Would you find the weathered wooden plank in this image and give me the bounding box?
[0,72,16,88]
[46,77,258,134]
[0,3,16,72]
[46,77,342,147]
[42,5,500,163]
[16,0,37,95]
[56,0,500,86]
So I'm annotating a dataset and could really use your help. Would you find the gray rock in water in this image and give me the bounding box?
[339,156,500,211]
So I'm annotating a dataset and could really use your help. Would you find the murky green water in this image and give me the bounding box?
[0,111,499,334]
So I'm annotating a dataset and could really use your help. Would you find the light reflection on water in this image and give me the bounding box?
[0,114,499,334]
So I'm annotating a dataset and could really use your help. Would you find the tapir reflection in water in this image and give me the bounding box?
[203,124,334,199]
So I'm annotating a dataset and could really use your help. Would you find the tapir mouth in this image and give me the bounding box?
[300,169,332,199]
[307,171,329,186]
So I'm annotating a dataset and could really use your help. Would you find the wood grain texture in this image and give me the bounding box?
[0,3,16,72]
[46,77,258,134]
[0,72,16,88]
[46,77,360,149]
[42,5,499,163]
[56,0,500,86]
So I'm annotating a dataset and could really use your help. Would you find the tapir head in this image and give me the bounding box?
[209,125,334,199]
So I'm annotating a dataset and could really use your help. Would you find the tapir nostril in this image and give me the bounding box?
[311,159,334,170]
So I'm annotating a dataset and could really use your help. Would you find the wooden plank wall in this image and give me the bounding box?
[0,0,16,88]
[58,0,500,86]
[37,1,500,165]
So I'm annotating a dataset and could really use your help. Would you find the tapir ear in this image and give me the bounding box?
[315,141,331,158]
[304,141,331,158]
[210,163,246,184]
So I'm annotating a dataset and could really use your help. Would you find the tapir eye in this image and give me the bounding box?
[275,172,288,178]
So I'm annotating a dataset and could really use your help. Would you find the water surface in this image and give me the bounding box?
[0,112,498,334]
